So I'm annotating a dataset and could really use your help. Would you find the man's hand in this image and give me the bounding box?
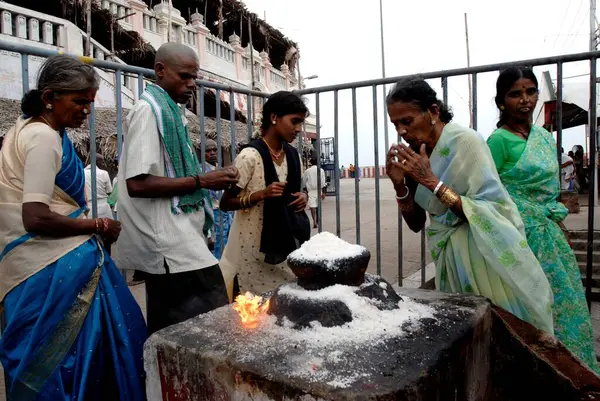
[289,192,308,212]
[199,167,239,190]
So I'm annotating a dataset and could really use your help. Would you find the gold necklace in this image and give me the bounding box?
[262,138,283,159]
[504,124,529,139]
[39,115,58,132]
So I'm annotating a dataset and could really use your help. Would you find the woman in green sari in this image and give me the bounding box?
[487,66,598,372]
[386,78,554,334]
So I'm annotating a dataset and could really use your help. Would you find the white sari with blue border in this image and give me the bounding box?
[0,119,147,401]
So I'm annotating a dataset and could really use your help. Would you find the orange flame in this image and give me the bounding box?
[232,292,270,328]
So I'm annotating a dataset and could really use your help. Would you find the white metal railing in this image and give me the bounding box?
[100,0,132,24]
[77,30,135,102]
[0,4,65,48]
[270,70,286,88]
[205,35,234,63]
[241,57,264,78]
[143,12,159,33]
[0,0,292,94]
[183,27,197,47]
[79,29,124,63]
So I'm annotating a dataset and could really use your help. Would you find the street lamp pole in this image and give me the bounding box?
[379,0,389,153]
[302,75,319,89]
[111,12,136,60]
[85,0,92,57]
[298,74,318,147]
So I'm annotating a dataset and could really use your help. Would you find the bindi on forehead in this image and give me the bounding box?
[511,78,536,89]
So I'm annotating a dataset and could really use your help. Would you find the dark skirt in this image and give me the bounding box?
[145,263,229,334]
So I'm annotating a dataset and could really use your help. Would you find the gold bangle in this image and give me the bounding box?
[438,185,460,209]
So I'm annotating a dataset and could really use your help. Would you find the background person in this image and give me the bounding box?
[200,139,234,259]
[303,155,327,229]
[84,152,113,219]
[487,66,598,372]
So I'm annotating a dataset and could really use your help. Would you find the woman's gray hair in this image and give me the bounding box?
[21,55,100,117]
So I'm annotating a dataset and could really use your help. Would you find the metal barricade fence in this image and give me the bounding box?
[1,39,599,300]
[294,50,600,299]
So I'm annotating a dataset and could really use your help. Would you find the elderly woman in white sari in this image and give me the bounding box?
[0,56,146,400]
[385,78,553,333]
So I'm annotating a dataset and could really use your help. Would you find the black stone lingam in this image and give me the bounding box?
[287,247,371,290]
[267,233,402,329]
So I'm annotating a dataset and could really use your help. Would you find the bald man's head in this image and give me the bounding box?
[155,43,198,67]
[154,43,199,104]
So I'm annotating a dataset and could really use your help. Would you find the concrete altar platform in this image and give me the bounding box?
[144,285,600,401]
[144,288,494,401]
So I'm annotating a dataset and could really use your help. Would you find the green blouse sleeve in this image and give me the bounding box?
[486,133,507,171]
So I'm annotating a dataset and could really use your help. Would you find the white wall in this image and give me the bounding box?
[143,30,163,51]
[0,37,134,108]
[202,52,237,80]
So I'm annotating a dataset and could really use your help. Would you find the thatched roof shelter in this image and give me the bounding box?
[0,99,313,174]
[0,99,246,156]
[153,0,299,71]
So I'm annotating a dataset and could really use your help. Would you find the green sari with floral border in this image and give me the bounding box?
[488,125,599,373]
[414,123,554,335]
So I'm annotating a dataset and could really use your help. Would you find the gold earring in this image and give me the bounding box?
[500,105,505,110]
[46,104,52,110]
[272,120,276,125]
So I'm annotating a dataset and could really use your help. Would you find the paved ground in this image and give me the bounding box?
[318,178,430,282]
[0,180,599,399]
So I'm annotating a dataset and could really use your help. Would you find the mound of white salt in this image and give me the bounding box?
[181,282,437,389]
[289,232,366,269]
[272,283,434,346]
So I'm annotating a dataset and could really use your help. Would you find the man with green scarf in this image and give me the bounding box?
[115,43,239,334]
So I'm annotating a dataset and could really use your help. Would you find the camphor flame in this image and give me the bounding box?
[232,291,270,328]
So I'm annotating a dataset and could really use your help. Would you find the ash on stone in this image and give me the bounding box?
[357,274,402,311]
[268,232,405,328]
[287,232,371,290]
[268,286,352,329]
[268,276,402,328]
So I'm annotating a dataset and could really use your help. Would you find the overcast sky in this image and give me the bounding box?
[243,0,597,166]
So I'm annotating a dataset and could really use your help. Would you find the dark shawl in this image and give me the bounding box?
[248,139,310,264]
